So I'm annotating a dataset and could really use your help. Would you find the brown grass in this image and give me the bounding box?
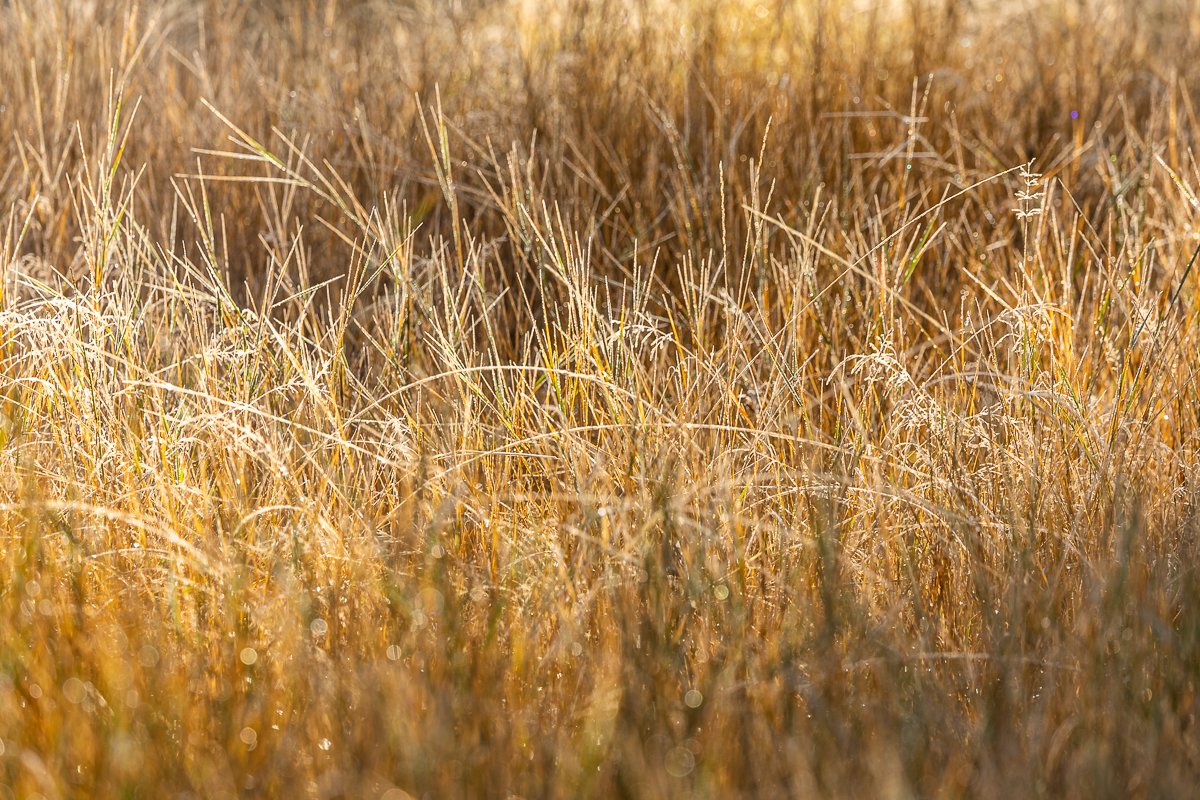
[1,0,1200,797]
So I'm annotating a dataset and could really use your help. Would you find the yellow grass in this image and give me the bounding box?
[1,0,1199,796]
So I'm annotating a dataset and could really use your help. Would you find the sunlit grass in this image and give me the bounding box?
[1,0,1199,797]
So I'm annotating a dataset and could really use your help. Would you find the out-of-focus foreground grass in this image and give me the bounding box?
[1,0,1199,796]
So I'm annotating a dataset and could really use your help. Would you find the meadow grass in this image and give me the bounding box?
[1,0,1200,796]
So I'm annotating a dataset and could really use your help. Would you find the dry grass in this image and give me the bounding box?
[1,0,1200,796]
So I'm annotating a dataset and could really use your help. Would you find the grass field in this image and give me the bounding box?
[2,0,1200,796]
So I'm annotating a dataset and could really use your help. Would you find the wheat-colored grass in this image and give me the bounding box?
[1,0,1199,797]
